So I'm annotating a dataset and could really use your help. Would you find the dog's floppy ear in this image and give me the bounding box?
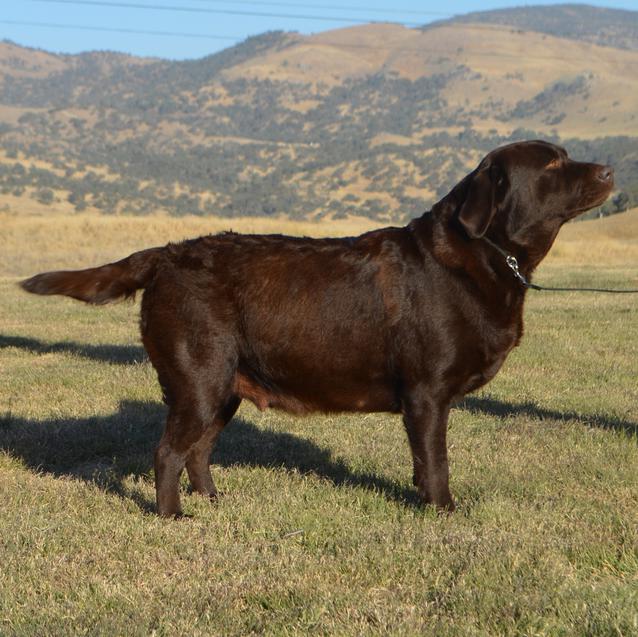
[457,162,500,239]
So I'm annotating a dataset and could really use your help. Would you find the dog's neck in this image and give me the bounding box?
[412,199,561,285]
[409,205,554,302]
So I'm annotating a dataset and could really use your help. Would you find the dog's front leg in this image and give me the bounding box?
[402,391,455,512]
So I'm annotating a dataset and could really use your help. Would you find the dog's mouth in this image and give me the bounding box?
[568,185,614,218]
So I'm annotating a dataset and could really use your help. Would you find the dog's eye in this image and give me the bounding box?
[546,158,561,170]
[490,164,505,186]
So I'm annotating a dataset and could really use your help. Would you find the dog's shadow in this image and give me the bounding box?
[0,400,420,513]
[0,334,146,365]
[460,396,638,437]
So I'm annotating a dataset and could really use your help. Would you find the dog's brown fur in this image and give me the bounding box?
[21,141,613,516]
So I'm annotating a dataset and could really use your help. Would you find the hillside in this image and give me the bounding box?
[434,4,638,50]
[1,5,637,221]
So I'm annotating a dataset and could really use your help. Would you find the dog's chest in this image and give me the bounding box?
[456,315,523,395]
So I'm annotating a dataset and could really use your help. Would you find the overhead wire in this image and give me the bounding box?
[31,0,427,27]
[24,1,610,48]
[0,16,609,65]
[0,19,241,42]
[167,0,451,18]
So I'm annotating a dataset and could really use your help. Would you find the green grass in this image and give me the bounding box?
[1,265,637,636]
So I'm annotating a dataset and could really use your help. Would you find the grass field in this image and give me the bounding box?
[1,211,637,635]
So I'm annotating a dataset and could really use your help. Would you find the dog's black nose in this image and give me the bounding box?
[597,166,614,183]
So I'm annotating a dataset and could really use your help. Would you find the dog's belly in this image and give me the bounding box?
[233,371,399,414]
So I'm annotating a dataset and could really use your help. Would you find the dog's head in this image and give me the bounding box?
[445,140,614,261]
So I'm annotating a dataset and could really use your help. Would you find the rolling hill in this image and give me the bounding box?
[434,3,638,50]
[0,4,637,221]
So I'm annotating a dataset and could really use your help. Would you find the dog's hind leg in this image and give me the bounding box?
[154,404,205,517]
[185,394,241,499]
[155,386,234,517]
[151,341,238,518]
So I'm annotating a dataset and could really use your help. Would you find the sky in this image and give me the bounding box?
[1,0,637,60]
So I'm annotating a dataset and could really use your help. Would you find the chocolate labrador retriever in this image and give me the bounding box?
[21,140,614,516]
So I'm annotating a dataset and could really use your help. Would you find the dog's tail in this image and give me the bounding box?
[20,247,163,305]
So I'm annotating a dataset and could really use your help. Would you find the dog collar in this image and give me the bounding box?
[480,237,541,290]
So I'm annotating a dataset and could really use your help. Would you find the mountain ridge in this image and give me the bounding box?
[431,4,638,50]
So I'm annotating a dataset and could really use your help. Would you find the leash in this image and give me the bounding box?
[481,237,638,294]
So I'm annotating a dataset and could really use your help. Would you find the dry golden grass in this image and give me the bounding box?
[0,211,385,276]
[2,207,637,278]
[544,207,638,267]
